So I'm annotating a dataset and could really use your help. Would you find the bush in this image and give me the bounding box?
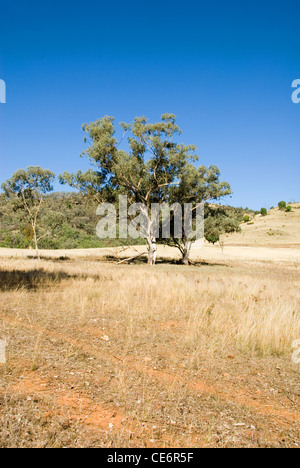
[243,215,250,223]
[260,208,267,216]
[205,232,220,244]
[285,205,292,212]
[278,201,286,210]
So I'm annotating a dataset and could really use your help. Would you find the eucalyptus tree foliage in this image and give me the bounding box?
[204,204,241,243]
[1,166,55,259]
[60,114,198,265]
[60,113,234,265]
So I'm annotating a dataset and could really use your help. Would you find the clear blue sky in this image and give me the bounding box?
[0,0,299,210]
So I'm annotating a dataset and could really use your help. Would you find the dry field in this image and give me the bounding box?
[0,253,299,448]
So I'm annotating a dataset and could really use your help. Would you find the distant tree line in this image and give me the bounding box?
[0,189,135,251]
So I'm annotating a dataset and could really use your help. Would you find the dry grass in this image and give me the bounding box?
[223,203,300,247]
[0,257,299,447]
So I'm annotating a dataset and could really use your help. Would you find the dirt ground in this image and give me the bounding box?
[0,253,299,448]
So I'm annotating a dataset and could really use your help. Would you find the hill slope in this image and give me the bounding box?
[221,204,300,248]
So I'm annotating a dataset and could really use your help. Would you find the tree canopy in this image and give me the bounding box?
[60,114,233,264]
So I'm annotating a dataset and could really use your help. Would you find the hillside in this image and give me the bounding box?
[221,203,300,248]
[0,192,242,250]
[0,192,143,250]
[0,192,299,253]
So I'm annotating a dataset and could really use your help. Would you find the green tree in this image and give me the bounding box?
[160,163,232,264]
[60,114,210,265]
[260,208,267,216]
[163,205,240,263]
[1,166,55,259]
[204,205,241,243]
[278,201,286,210]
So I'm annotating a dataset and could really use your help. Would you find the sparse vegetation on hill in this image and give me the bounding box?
[1,189,299,252]
[222,202,300,247]
[0,190,246,253]
[0,191,137,250]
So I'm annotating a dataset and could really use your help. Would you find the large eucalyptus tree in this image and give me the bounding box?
[60,114,198,264]
[60,114,232,265]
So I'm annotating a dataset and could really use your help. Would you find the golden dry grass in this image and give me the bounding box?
[0,256,299,447]
[223,204,300,247]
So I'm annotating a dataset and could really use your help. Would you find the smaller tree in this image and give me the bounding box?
[205,205,241,245]
[161,164,232,264]
[278,201,286,211]
[260,208,267,216]
[1,166,55,259]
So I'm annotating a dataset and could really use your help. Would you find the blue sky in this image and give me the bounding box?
[0,0,299,209]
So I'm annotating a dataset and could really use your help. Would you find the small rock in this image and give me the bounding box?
[101,335,110,342]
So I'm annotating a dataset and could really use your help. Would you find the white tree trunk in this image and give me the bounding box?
[32,224,40,260]
[182,240,192,265]
[140,205,158,266]
[147,236,157,265]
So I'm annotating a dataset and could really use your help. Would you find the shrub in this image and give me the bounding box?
[205,233,220,244]
[243,215,250,223]
[285,205,292,212]
[260,208,267,216]
[278,201,286,210]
